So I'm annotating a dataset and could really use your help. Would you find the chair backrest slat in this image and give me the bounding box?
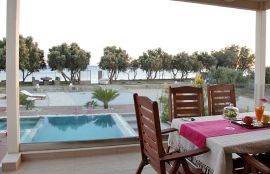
[212,98,233,104]
[133,93,165,164]
[140,106,155,121]
[207,84,236,115]
[212,92,231,97]
[176,101,200,107]
[169,86,204,121]
[141,117,156,139]
[176,108,200,115]
[174,94,199,100]
[142,132,158,151]
[137,97,154,111]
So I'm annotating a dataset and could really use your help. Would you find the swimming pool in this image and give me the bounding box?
[0,114,137,143]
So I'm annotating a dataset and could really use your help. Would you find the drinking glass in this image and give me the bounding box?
[223,115,236,130]
[255,105,264,123]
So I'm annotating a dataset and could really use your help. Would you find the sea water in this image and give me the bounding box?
[0,65,195,83]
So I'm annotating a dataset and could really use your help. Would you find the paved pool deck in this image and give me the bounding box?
[0,88,162,108]
[0,137,7,170]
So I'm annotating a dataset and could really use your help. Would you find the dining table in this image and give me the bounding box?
[168,112,270,174]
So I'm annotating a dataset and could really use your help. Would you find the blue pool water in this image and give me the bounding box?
[0,114,136,143]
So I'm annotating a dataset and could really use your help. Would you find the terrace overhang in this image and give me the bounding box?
[174,0,270,11]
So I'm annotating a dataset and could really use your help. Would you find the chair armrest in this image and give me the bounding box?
[161,128,178,134]
[161,147,209,162]
[237,153,270,173]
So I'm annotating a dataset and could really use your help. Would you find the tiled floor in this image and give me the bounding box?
[3,152,155,174]
[0,138,7,164]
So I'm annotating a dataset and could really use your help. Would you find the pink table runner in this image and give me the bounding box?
[179,119,268,148]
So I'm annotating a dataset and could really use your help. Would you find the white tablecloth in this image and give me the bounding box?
[168,113,270,174]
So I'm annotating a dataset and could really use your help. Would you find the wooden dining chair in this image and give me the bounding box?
[134,93,209,174]
[169,86,204,121]
[233,153,270,174]
[207,84,236,116]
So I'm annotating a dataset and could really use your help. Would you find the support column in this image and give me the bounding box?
[2,0,21,171]
[254,10,267,105]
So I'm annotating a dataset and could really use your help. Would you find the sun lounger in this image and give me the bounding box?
[20,90,46,100]
[26,97,37,101]
[98,78,109,85]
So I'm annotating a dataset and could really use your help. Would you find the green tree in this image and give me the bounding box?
[212,45,254,71]
[99,46,129,84]
[48,43,90,83]
[0,36,46,82]
[0,39,6,70]
[138,52,155,80]
[192,51,217,71]
[23,36,46,82]
[190,56,202,73]
[171,52,195,80]
[170,54,181,79]
[159,50,171,79]
[237,46,255,71]
[127,59,139,80]
[212,50,233,69]
[211,45,239,69]
[92,89,120,109]
[139,48,167,79]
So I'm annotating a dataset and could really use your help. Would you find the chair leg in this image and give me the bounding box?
[181,159,192,174]
[136,160,146,174]
[250,167,258,174]
[242,164,250,174]
[169,161,181,174]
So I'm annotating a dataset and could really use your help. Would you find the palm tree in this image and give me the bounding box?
[92,89,120,109]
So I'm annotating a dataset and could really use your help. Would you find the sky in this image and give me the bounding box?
[0,0,269,65]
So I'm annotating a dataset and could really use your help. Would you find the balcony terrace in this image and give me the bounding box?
[2,0,270,173]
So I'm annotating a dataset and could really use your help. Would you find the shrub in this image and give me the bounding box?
[193,73,205,88]
[207,67,250,86]
[92,89,119,109]
[159,83,170,122]
[266,67,270,84]
[85,100,98,108]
